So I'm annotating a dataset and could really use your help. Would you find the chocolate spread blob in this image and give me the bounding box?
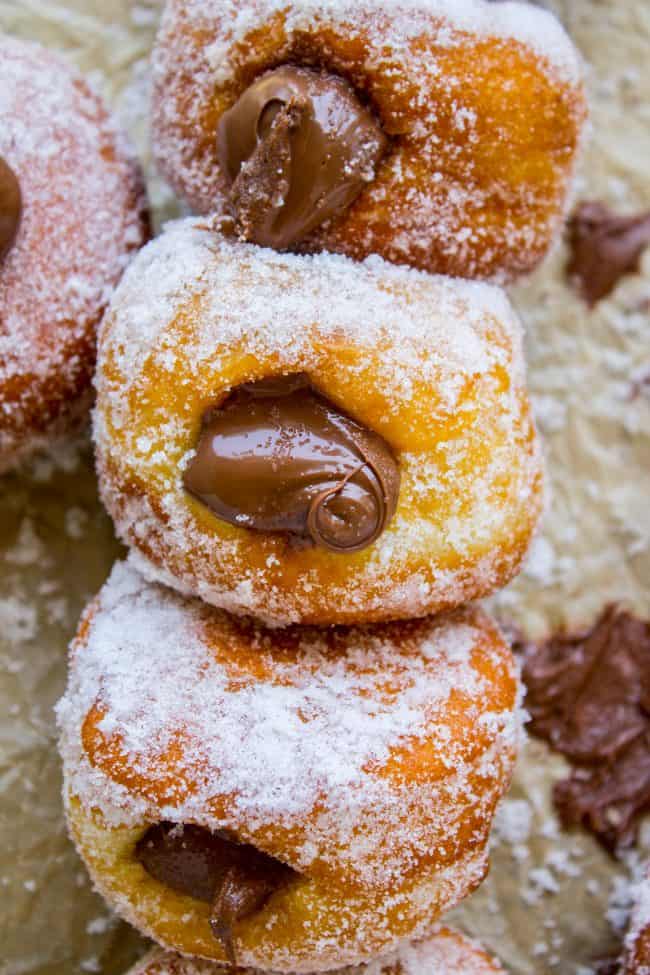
[521,606,650,854]
[217,66,387,249]
[567,201,650,306]
[183,374,400,553]
[0,156,22,262]
[136,822,295,962]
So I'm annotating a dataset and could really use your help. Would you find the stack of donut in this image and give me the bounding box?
[50,0,587,972]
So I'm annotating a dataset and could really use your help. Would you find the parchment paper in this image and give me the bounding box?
[0,1,648,973]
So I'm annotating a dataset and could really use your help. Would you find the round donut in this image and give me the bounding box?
[94,219,543,627]
[57,561,520,971]
[0,35,149,472]
[151,0,586,280]
[126,928,504,975]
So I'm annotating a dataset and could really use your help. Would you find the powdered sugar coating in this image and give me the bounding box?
[129,927,504,975]
[170,0,583,87]
[0,35,148,472]
[94,220,543,626]
[58,559,520,880]
[151,0,586,279]
[58,561,519,968]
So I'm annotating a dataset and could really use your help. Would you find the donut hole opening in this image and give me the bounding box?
[217,63,390,249]
[182,374,400,553]
[236,48,390,133]
[135,822,297,962]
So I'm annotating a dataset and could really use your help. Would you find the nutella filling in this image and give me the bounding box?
[183,374,400,553]
[217,66,387,249]
[136,822,295,962]
[521,605,650,854]
[567,201,650,306]
[0,156,21,262]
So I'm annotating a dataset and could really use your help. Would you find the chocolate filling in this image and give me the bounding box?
[521,605,650,854]
[217,66,387,250]
[566,200,650,306]
[136,822,296,962]
[183,374,400,553]
[0,156,22,262]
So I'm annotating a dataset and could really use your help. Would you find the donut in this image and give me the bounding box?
[622,867,650,974]
[126,927,505,975]
[57,561,520,971]
[94,220,543,626]
[0,35,148,472]
[151,0,586,280]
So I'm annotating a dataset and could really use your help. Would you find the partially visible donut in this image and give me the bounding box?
[622,867,650,974]
[127,928,505,975]
[0,35,148,472]
[94,220,543,627]
[151,0,586,280]
[58,560,520,971]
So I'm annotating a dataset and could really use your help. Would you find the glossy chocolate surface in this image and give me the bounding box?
[136,822,295,961]
[522,606,650,853]
[567,201,650,306]
[0,156,22,262]
[183,374,400,553]
[217,66,387,249]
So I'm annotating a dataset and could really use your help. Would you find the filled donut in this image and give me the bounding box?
[151,0,586,280]
[94,220,543,626]
[0,35,148,472]
[57,561,520,971]
[126,927,505,975]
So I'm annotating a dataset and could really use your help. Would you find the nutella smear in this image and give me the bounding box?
[522,606,650,854]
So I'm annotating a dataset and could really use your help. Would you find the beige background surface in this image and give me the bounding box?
[0,1,649,972]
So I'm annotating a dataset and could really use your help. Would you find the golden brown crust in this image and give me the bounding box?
[622,869,650,974]
[59,563,520,970]
[151,0,586,280]
[67,803,490,972]
[127,927,505,974]
[94,223,543,626]
[0,36,149,472]
[625,931,650,975]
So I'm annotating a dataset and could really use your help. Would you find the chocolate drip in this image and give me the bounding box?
[210,860,288,962]
[136,822,295,961]
[0,156,22,262]
[183,374,400,553]
[217,66,387,250]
